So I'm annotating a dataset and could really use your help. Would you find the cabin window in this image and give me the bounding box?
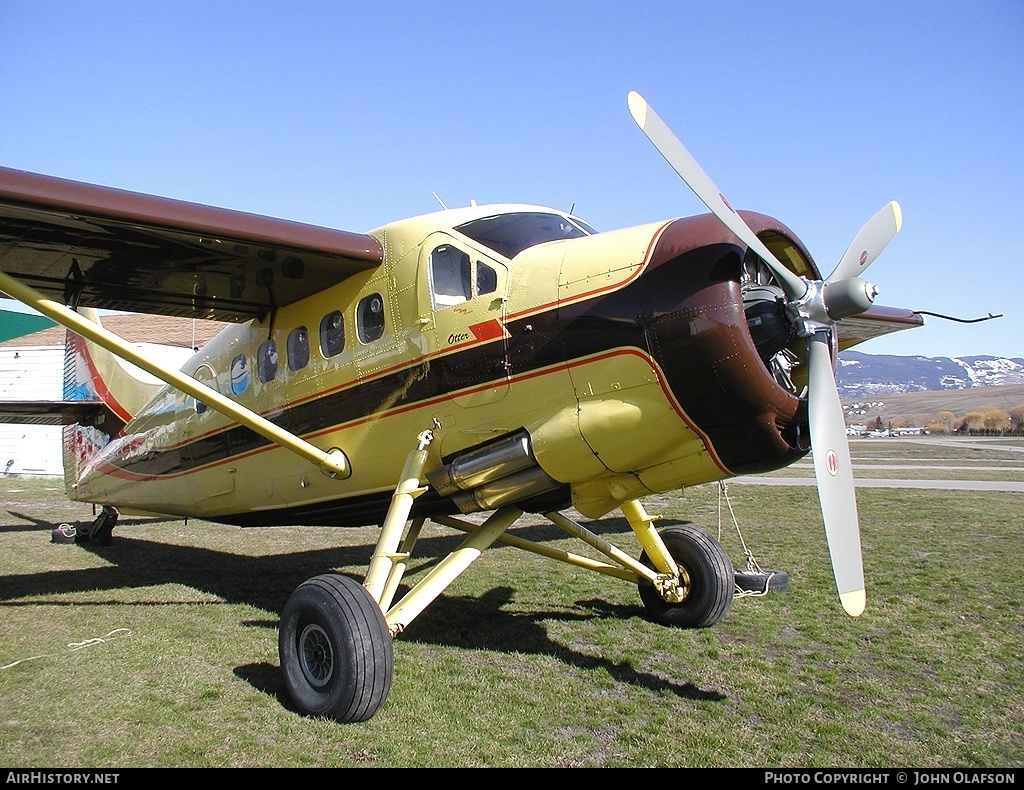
[357,292,386,343]
[476,261,498,296]
[257,339,278,383]
[319,311,345,358]
[230,354,249,395]
[429,245,471,306]
[192,363,217,414]
[287,326,310,371]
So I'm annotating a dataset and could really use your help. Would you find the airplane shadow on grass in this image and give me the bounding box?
[0,509,726,709]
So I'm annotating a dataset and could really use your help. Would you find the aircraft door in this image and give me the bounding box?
[419,235,510,407]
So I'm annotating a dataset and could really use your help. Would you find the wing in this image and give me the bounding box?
[836,305,925,351]
[0,167,384,322]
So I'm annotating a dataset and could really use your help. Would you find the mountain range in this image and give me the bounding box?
[837,351,1024,398]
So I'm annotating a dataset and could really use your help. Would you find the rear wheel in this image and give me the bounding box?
[637,524,733,628]
[734,568,789,594]
[279,574,393,722]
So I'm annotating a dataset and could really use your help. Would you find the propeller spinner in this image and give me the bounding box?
[628,90,903,616]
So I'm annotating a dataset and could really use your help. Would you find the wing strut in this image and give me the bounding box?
[0,269,351,479]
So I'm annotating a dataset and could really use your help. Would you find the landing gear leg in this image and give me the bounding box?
[278,425,437,722]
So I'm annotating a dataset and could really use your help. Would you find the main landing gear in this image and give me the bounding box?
[278,574,393,723]
[278,429,788,722]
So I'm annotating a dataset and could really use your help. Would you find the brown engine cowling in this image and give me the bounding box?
[556,211,819,477]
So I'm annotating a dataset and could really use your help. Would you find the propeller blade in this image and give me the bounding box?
[627,91,808,301]
[828,201,902,283]
[806,332,866,616]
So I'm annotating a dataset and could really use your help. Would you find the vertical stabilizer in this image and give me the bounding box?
[61,309,165,491]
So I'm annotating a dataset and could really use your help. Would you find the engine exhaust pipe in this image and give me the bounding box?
[451,465,561,514]
[427,430,536,497]
[426,429,562,514]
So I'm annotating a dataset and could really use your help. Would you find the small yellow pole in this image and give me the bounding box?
[379,517,426,611]
[0,270,350,478]
[544,510,655,579]
[620,499,678,576]
[363,429,434,602]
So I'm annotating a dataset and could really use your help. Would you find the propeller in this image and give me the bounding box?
[628,90,903,617]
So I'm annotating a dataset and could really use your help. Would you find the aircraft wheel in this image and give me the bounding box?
[637,524,734,628]
[279,573,393,723]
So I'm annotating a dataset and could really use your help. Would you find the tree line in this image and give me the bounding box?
[868,404,1024,435]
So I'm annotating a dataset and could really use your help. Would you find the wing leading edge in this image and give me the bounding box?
[0,167,384,322]
[836,305,925,351]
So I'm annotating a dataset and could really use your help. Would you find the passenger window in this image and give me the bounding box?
[287,326,310,371]
[319,311,345,358]
[476,261,497,296]
[257,339,278,383]
[192,363,217,414]
[430,245,471,306]
[357,293,386,343]
[230,354,249,395]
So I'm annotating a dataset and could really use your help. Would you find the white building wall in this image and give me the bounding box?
[0,346,65,477]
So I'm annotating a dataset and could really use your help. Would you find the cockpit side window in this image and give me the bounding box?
[476,261,497,296]
[429,245,472,306]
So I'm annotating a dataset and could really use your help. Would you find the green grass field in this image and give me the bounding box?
[1,437,1022,767]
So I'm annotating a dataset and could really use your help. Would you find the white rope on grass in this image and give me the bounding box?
[1,628,132,670]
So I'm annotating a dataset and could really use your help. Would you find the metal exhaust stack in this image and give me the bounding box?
[426,429,561,514]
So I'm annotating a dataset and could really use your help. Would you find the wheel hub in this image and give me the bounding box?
[655,568,691,604]
[298,623,334,688]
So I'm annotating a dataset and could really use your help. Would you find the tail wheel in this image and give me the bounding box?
[279,573,393,723]
[735,568,790,594]
[637,524,734,628]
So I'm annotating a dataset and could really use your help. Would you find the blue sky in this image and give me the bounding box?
[2,1,1021,359]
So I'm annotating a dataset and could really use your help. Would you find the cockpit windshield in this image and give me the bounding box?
[454,211,596,259]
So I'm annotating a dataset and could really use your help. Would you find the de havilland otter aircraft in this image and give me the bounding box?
[0,92,925,722]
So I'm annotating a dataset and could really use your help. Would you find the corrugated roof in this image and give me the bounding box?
[0,312,225,349]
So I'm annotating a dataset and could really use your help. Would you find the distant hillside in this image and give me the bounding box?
[837,351,1024,398]
[841,383,1024,424]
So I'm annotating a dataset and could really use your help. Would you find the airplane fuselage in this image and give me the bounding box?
[68,204,816,525]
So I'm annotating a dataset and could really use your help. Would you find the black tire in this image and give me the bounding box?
[637,524,734,628]
[279,573,393,723]
[734,568,790,594]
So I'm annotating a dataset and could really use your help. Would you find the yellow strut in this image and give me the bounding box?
[620,499,678,576]
[363,429,434,602]
[384,506,523,635]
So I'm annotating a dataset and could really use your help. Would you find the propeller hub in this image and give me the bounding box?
[822,277,878,321]
[785,276,877,337]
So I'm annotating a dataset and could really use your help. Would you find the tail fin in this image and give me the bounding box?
[61,309,165,490]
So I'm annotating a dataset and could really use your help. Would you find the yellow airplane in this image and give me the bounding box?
[0,92,923,722]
